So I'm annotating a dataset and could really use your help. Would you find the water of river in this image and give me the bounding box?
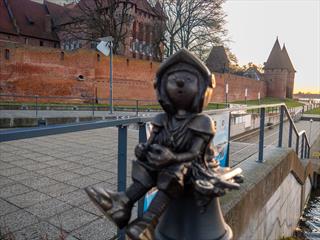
[295,189,320,239]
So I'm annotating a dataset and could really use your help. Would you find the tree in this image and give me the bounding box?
[60,0,134,54]
[159,0,228,60]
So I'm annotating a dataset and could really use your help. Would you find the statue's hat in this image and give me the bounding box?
[155,49,215,114]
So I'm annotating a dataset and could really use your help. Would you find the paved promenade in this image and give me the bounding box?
[0,120,319,239]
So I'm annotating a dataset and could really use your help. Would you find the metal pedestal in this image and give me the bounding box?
[155,193,232,240]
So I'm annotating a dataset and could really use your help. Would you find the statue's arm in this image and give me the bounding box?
[146,135,207,167]
[134,126,159,161]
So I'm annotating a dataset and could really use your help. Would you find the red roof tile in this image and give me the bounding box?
[264,38,287,70]
[0,0,17,35]
[6,0,59,41]
[281,44,296,72]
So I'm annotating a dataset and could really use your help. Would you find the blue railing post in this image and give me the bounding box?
[304,140,308,159]
[258,107,265,162]
[117,125,127,240]
[137,122,147,218]
[278,105,284,147]
[288,121,293,148]
[296,135,300,155]
[300,136,304,159]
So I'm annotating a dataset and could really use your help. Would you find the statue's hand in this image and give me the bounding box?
[195,167,243,197]
[135,143,149,161]
[147,144,176,168]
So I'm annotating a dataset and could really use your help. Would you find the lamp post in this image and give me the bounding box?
[109,41,113,114]
[97,36,114,114]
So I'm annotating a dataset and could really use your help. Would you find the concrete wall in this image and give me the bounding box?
[221,149,317,240]
[1,44,267,103]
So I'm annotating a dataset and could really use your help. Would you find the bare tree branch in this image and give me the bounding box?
[159,0,228,60]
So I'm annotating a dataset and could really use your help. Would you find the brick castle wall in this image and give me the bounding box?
[264,69,288,99]
[0,44,267,104]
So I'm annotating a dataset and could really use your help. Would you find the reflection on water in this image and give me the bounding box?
[295,189,320,240]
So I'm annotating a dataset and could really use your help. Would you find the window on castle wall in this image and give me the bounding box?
[25,38,28,44]
[97,54,100,62]
[60,51,64,60]
[5,49,10,60]
[40,41,44,46]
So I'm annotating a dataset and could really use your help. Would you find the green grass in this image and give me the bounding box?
[305,107,320,115]
[233,97,304,108]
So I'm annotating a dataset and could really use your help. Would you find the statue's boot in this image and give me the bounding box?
[126,191,170,240]
[85,187,132,229]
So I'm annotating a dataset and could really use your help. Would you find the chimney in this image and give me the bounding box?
[45,14,52,32]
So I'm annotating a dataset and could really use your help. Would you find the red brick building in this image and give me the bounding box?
[264,38,296,99]
[0,0,60,47]
[0,0,164,60]
[206,38,296,99]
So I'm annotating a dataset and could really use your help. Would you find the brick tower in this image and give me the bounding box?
[264,38,289,99]
[281,44,296,98]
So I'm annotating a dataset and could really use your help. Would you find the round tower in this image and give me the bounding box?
[263,38,288,99]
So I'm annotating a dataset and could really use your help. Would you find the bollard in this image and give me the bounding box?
[136,100,139,117]
[35,95,39,118]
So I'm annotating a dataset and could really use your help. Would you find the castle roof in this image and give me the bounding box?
[281,44,296,72]
[264,38,288,70]
[206,46,230,73]
[0,0,59,42]
[0,0,17,35]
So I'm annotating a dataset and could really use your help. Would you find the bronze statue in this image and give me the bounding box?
[85,49,242,240]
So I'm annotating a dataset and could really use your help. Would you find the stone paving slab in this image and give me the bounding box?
[0,121,319,239]
[48,208,98,233]
[12,221,65,240]
[7,191,52,208]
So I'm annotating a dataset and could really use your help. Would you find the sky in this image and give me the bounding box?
[224,0,320,94]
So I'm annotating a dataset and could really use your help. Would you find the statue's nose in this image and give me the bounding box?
[176,79,184,88]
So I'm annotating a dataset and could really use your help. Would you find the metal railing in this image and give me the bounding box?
[0,94,161,117]
[0,94,229,118]
[0,103,314,240]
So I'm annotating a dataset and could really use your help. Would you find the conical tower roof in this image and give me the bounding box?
[281,44,296,72]
[264,38,287,70]
[206,46,230,73]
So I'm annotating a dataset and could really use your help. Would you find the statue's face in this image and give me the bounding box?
[165,71,198,111]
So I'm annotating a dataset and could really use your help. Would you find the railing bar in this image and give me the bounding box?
[117,125,127,240]
[258,107,265,162]
[0,117,153,142]
[300,136,304,159]
[137,123,147,218]
[278,106,284,147]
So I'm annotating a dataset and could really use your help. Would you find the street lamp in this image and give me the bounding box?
[97,36,114,114]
